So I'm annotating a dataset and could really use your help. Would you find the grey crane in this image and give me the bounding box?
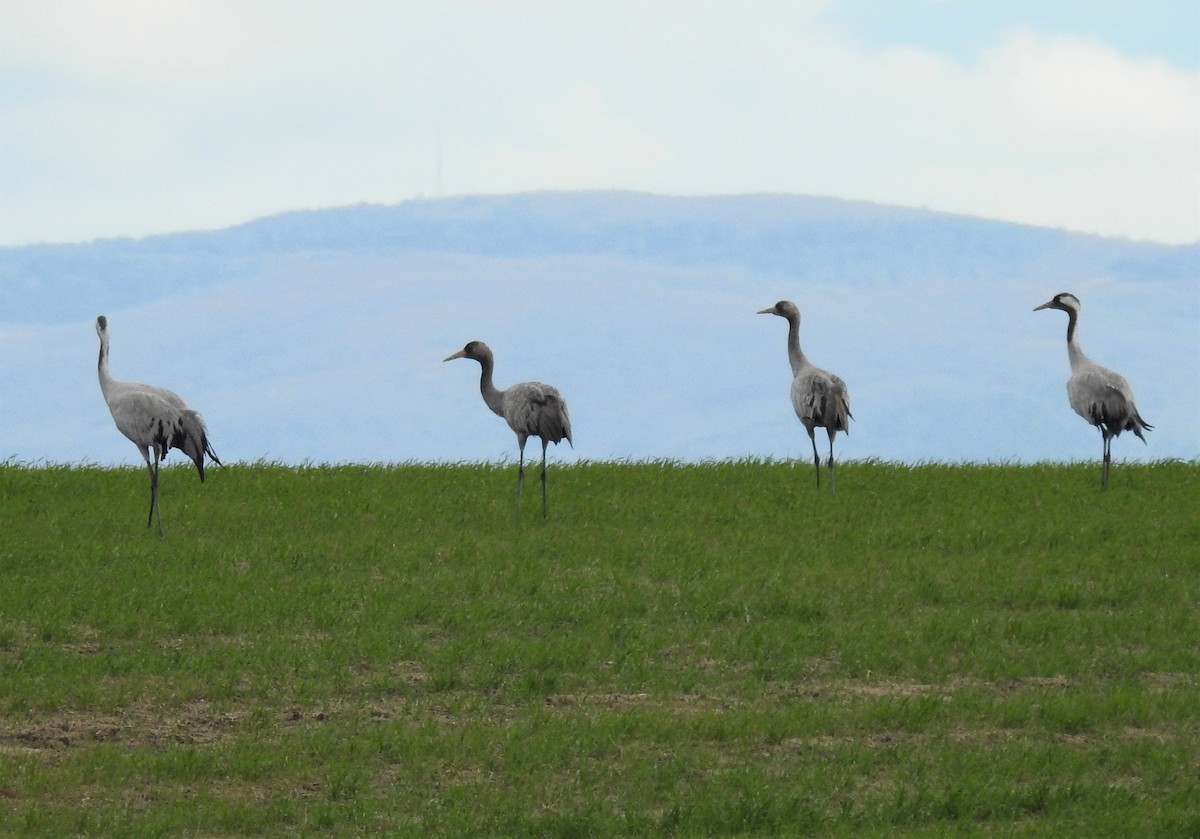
[1034,292,1151,488]
[444,340,572,519]
[95,315,220,534]
[759,300,852,491]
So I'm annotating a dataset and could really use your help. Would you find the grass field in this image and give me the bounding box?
[1,459,1197,837]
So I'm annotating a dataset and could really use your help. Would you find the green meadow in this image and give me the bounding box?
[1,460,1197,837]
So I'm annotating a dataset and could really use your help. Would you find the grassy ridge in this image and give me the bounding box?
[1,460,1197,836]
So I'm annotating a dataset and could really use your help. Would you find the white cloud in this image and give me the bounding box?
[6,0,247,77]
[738,30,1200,241]
[0,3,1196,244]
[464,86,669,192]
[987,33,1195,153]
[964,34,1199,239]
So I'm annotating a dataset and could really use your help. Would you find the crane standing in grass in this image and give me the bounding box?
[444,340,572,519]
[1034,292,1151,488]
[759,300,852,492]
[95,316,220,535]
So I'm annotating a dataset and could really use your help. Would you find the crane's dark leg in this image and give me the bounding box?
[808,430,821,490]
[146,451,165,536]
[827,434,836,494]
[145,460,156,529]
[515,437,527,521]
[1101,432,1111,490]
[540,438,549,519]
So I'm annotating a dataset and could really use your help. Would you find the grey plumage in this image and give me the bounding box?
[1034,292,1150,488]
[444,340,572,518]
[759,300,852,491]
[95,316,220,534]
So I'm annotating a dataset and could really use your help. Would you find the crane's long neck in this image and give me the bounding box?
[97,332,118,398]
[1063,307,1087,371]
[476,354,506,418]
[785,314,808,377]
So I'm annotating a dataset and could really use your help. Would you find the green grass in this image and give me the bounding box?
[1,459,1197,837]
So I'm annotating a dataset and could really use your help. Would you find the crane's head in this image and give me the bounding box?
[443,340,491,364]
[95,315,108,337]
[1033,292,1080,316]
[757,300,800,322]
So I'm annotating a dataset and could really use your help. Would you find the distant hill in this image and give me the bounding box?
[3,191,1194,324]
[2,191,1196,465]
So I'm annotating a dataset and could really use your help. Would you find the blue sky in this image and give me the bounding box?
[822,1,1199,68]
[1,0,1197,246]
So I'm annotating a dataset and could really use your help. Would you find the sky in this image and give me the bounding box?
[1,0,1198,247]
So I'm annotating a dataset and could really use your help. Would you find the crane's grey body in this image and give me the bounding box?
[444,340,572,518]
[95,316,220,534]
[1034,293,1150,488]
[759,300,852,491]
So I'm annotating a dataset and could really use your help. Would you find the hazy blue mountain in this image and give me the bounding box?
[2,191,1196,467]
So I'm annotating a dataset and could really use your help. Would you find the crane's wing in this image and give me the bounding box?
[105,388,185,453]
[504,381,572,446]
[791,368,852,432]
[1067,366,1147,438]
[106,387,218,477]
[147,383,192,413]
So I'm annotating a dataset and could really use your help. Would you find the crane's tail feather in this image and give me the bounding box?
[204,438,222,466]
[172,409,218,480]
[1130,409,1152,443]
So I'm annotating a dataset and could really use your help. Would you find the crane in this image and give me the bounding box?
[759,300,852,491]
[1033,292,1151,488]
[444,340,572,519]
[95,316,220,534]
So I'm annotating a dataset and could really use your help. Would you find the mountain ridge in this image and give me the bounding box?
[3,191,1194,326]
[2,191,1196,465]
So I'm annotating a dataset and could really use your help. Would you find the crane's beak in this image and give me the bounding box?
[443,349,467,362]
[756,306,776,315]
[1032,300,1055,312]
